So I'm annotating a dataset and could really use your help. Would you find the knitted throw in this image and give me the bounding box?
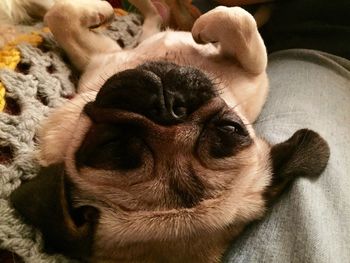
[0,11,141,263]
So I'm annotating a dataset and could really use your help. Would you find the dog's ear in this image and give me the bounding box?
[10,164,99,259]
[265,129,330,202]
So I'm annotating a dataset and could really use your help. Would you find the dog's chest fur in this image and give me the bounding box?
[94,225,243,263]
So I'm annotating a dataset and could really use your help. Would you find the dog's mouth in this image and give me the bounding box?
[74,61,252,209]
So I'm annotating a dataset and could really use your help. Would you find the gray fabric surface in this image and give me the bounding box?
[0,39,77,263]
[225,49,350,263]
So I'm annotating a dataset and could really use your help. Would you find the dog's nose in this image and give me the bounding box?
[93,62,216,125]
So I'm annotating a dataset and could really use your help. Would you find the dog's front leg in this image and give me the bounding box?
[192,6,267,74]
[44,0,120,71]
[127,0,163,41]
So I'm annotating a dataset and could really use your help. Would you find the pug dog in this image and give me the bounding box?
[10,0,330,262]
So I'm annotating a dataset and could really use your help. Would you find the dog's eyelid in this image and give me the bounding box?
[207,109,247,133]
[215,120,248,137]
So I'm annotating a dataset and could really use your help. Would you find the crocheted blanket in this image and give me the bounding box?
[0,11,141,263]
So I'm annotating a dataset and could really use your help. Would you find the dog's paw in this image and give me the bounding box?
[191,6,256,45]
[79,0,115,28]
[45,0,114,29]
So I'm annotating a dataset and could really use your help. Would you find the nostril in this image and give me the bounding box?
[167,95,188,120]
[172,105,187,119]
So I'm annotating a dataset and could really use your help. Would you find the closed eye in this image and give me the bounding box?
[216,120,248,137]
[76,124,146,170]
[198,111,252,159]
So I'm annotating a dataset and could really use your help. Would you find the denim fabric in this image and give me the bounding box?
[224,49,350,263]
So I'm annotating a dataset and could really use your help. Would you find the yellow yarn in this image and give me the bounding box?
[0,83,5,111]
[0,46,21,70]
[0,31,44,111]
[0,16,122,111]
[0,46,20,111]
[115,8,128,16]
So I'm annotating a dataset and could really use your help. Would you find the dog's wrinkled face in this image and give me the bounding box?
[74,61,260,210]
[11,62,330,261]
[61,62,272,252]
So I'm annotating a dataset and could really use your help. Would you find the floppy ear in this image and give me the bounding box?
[265,129,330,203]
[10,164,99,260]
